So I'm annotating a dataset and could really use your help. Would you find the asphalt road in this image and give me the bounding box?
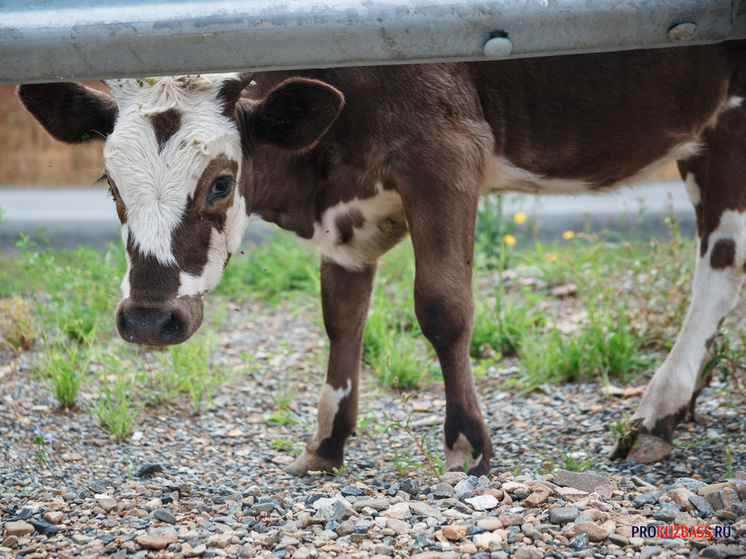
[0,181,695,250]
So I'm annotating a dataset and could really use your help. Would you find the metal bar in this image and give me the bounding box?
[2,0,745,85]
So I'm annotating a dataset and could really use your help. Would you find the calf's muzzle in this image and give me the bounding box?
[116,296,203,346]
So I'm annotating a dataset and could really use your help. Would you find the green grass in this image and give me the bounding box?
[35,334,91,409]
[90,350,140,440]
[0,205,706,410]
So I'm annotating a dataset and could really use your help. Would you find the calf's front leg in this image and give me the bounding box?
[402,185,493,475]
[287,260,376,475]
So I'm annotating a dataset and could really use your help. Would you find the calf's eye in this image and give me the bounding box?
[208,176,233,202]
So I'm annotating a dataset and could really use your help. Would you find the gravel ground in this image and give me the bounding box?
[1,293,746,559]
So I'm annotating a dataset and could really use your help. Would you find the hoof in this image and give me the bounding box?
[286,450,342,476]
[626,434,674,463]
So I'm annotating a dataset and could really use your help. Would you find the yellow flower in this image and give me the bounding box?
[503,234,516,246]
[562,230,575,240]
[513,212,527,225]
[547,253,558,262]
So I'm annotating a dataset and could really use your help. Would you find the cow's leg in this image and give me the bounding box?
[287,260,376,475]
[399,178,493,475]
[619,105,746,463]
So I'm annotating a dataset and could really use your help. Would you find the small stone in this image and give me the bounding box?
[715,509,737,521]
[1,535,18,548]
[640,546,661,559]
[154,508,178,524]
[634,491,662,507]
[385,518,410,535]
[44,511,64,524]
[553,470,613,493]
[454,476,479,494]
[515,546,543,559]
[476,516,502,531]
[499,513,525,527]
[134,532,178,550]
[474,531,503,551]
[608,533,629,546]
[700,544,746,559]
[382,502,410,519]
[669,487,696,510]
[689,495,716,516]
[465,495,499,511]
[336,519,357,537]
[439,471,466,486]
[525,487,550,507]
[352,498,389,511]
[134,462,163,478]
[574,521,611,542]
[442,525,466,541]
[410,501,443,518]
[704,488,740,512]
[3,521,34,537]
[292,548,310,559]
[549,506,579,524]
[186,543,207,557]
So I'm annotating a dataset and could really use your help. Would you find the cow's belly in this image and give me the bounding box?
[482,140,700,195]
[299,185,408,270]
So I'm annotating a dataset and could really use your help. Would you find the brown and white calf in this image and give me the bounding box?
[19,40,746,475]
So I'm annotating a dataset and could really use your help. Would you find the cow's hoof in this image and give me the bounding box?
[625,434,674,463]
[286,450,342,476]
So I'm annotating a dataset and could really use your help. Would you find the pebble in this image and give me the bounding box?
[549,506,579,524]
[3,521,34,537]
[1,298,745,559]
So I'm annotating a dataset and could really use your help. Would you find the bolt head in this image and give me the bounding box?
[668,22,698,42]
[483,36,513,59]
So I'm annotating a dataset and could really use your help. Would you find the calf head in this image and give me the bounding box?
[20,74,343,345]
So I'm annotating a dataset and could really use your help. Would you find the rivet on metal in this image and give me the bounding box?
[483,36,513,59]
[668,22,698,42]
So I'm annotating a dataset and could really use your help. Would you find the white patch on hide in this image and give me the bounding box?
[683,172,701,206]
[299,185,407,270]
[482,141,700,194]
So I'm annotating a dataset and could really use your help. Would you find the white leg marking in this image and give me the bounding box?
[314,379,353,442]
[445,432,483,472]
[635,209,746,427]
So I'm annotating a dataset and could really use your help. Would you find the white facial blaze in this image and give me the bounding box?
[103,74,248,297]
[120,223,132,298]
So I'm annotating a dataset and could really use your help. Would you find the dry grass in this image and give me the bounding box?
[1,82,683,187]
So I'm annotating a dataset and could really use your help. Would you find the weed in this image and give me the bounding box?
[36,334,91,409]
[270,436,302,456]
[263,381,311,431]
[725,446,734,479]
[382,391,444,478]
[90,351,140,440]
[31,427,52,486]
[0,295,37,354]
[167,330,227,413]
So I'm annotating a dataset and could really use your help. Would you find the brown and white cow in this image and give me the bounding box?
[19,40,746,475]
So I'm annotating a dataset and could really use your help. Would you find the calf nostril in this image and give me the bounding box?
[119,312,135,341]
[159,314,180,340]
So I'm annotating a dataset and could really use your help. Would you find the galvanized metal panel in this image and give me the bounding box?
[2,0,745,84]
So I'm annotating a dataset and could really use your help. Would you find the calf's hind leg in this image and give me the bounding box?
[617,105,746,462]
[287,260,376,475]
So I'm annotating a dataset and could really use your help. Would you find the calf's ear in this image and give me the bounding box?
[247,78,344,152]
[18,82,117,144]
